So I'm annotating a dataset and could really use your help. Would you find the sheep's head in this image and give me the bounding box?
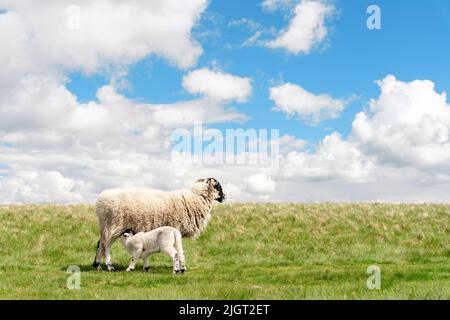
[193,178,225,203]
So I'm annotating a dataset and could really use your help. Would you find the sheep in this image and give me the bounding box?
[119,227,186,273]
[93,178,225,271]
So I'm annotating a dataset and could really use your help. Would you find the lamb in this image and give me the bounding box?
[93,178,225,271]
[120,227,186,274]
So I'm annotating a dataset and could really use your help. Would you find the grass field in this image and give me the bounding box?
[0,203,448,299]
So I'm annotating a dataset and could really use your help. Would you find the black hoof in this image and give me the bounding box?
[107,265,115,272]
[93,261,100,269]
[143,267,150,272]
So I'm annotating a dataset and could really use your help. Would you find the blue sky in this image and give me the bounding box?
[67,0,450,143]
[1,0,450,203]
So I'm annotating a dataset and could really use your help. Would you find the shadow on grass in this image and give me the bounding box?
[60,264,174,274]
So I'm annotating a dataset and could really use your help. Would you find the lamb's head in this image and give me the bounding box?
[193,178,225,203]
[120,229,135,239]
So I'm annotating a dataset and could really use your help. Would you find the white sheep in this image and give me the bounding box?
[93,178,224,271]
[120,227,186,273]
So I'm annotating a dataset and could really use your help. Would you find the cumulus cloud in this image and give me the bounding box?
[269,82,350,124]
[352,75,450,170]
[280,133,373,183]
[0,0,273,204]
[153,99,248,127]
[0,171,87,204]
[3,74,450,203]
[0,75,251,203]
[244,173,277,196]
[266,0,335,54]
[274,75,450,202]
[1,0,449,204]
[182,68,252,102]
[0,0,206,88]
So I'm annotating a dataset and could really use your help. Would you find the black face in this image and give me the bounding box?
[207,178,225,203]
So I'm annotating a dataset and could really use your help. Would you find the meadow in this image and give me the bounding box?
[0,203,448,299]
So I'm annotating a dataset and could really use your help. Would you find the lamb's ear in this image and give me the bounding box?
[196,178,205,183]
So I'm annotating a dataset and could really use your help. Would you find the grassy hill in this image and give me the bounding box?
[0,203,448,299]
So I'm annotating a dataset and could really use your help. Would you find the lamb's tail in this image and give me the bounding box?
[173,229,186,273]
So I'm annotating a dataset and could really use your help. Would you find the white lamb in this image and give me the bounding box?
[119,226,186,274]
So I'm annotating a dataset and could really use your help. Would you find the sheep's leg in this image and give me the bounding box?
[104,240,115,272]
[162,247,180,273]
[93,239,103,270]
[143,256,150,272]
[104,231,121,272]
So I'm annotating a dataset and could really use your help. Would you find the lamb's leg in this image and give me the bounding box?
[127,248,143,272]
[126,256,137,272]
[162,247,180,273]
[178,252,186,274]
[174,230,186,273]
[143,256,150,272]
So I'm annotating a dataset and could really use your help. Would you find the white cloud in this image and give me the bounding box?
[0,0,280,204]
[182,68,252,102]
[0,76,78,131]
[228,18,277,48]
[245,173,277,196]
[352,75,450,170]
[278,134,308,153]
[262,0,296,12]
[0,171,88,204]
[266,0,335,54]
[0,82,250,152]
[3,74,450,204]
[228,18,261,32]
[153,98,248,127]
[274,75,450,202]
[269,82,350,124]
[280,133,374,183]
[0,0,207,88]
[0,74,252,203]
[1,0,449,204]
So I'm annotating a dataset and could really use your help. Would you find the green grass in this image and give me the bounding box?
[0,203,449,299]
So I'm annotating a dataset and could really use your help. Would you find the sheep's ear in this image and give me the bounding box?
[196,178,205,183]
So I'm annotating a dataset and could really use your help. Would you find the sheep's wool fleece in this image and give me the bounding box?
[96,188,214,238]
